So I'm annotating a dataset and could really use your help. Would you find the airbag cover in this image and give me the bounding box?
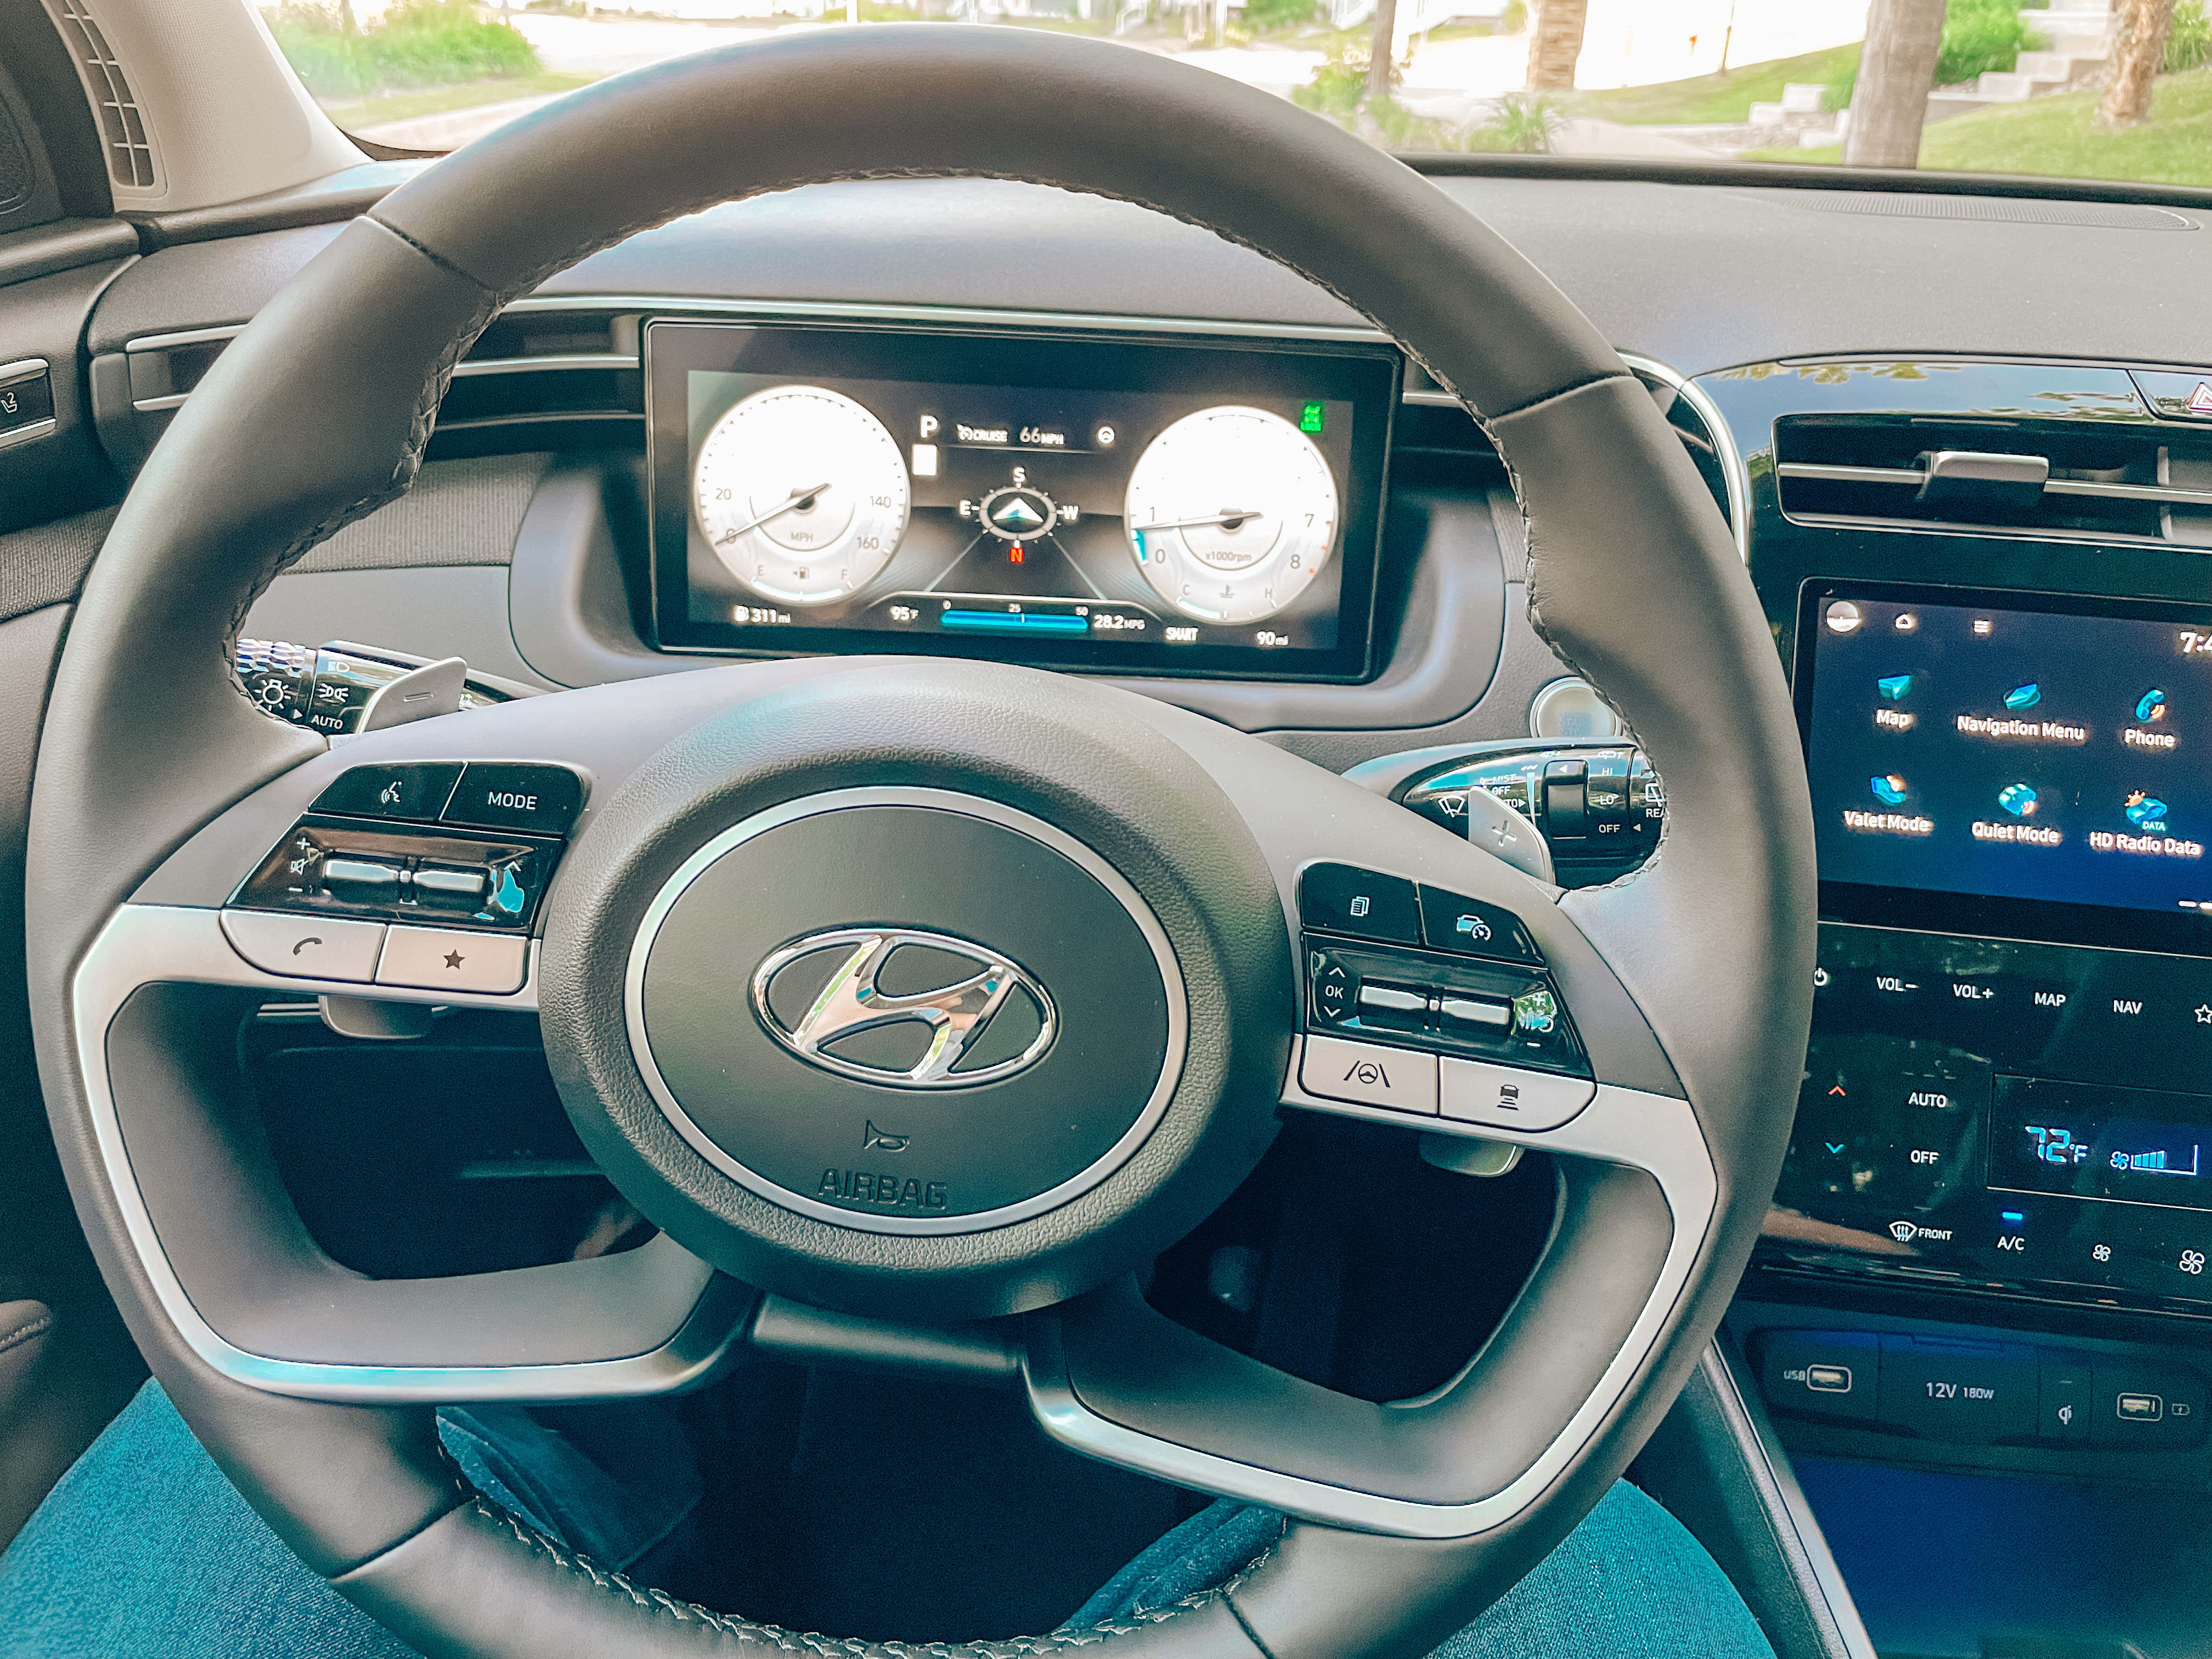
[631,800,1175,1228]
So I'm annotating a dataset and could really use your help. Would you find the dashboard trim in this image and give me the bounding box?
[1630,352,1750,563]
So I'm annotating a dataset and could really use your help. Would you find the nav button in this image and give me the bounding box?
[221,911,386,983]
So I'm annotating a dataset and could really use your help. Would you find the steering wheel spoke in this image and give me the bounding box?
[74,906,752,1402]
[1016,701,1716,1538]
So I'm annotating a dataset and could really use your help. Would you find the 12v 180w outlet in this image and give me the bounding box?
[625,793,1183,1234]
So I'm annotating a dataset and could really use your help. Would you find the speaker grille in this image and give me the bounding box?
[42,0,154,189]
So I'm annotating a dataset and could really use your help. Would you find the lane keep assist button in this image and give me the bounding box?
[1300,1034,1438,1116]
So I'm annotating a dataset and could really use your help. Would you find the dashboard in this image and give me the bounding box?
[10,167,2212,1511]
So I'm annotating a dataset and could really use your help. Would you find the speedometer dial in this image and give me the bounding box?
[693,386,909,607]
[1122,406,1338,625]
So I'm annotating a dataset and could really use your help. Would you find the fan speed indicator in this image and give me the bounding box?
[693,385,909,607]
[1123,406,1338,625]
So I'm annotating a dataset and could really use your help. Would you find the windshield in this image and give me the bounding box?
[267,0,2209,190]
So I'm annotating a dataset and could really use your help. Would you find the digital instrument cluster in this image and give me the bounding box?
[645,321,1396,679]
[1765,580,2212,1317]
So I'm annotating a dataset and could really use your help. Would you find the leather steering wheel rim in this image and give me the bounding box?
[26,28,1814,1659]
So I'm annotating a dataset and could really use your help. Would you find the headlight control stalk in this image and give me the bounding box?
[1344,739,1664,890]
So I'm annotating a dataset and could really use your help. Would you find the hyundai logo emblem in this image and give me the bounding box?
[751,927,1056,1088]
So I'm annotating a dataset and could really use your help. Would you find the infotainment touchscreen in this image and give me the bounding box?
[1797,579,2212,953]
[645,321,1397,679]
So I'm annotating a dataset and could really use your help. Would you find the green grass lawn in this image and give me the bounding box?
[1561,42,1859,125]
[322,70,600,131]
[1749,69,2212,187]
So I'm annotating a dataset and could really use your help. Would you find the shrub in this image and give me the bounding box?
[2168,0,2212,71]
[264,2,539,100]
[1243,0,1318,30]
[1290,33,1385,117]
[1480,89,1562,151]
[1935,0,2044,87]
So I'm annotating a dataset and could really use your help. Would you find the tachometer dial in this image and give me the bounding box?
[1122,406,1338,625]
[693,386,909,607]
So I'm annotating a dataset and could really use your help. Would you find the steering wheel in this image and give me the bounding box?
[26,27,1812,1659]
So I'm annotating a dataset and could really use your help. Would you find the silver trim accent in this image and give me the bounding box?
[67,905,753,1401]
[0,418,56,454]
[1703,1342,1880,1659]
[751,926,1058,1089]
[131,392,189,413]
[1401,388,1463,408]
[0,356,49,388]
[1029,1054,1714,1537]
[450,353,636,379]
[125,325,244,353]
[504,292,1394,344]
[1625,352,1752,562]
[625,787,1188,1237]
[1779,458,2212,509]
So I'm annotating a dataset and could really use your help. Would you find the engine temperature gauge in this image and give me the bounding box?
[1122,405,1338,625]
[693,385,909,607]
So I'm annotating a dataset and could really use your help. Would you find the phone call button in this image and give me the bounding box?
[221,910,387,983]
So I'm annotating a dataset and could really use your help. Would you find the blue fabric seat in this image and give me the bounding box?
[0,1380,1773,1658]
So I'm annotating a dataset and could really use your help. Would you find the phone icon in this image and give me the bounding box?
[292,936,323,955]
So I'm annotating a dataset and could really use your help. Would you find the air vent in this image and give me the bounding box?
[1397,356,1737,532]
[42,0,156,190]
[1776,415,2212,548]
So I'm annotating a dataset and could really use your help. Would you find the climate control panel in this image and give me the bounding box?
[1763,922,2212,1316]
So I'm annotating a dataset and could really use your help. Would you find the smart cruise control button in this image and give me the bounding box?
[221,911,386,983]
[1301,1035,1438,1115]
[1439,1057,1594,1130]
[375,926,527,994]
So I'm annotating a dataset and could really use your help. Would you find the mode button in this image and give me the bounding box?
[441,763,587,836]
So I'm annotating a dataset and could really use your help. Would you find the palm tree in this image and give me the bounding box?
[1524,0,1587,92]
[2100,0,2177,126]
[1367,0,1399,103]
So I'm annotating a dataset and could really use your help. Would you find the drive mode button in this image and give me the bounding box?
[442,763,587,836]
